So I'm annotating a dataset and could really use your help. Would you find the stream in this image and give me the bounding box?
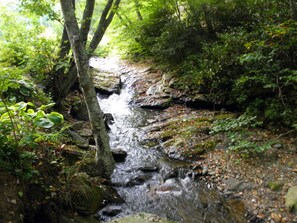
[91,58,247,223]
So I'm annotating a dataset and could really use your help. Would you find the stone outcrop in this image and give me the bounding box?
[91,68,121,95]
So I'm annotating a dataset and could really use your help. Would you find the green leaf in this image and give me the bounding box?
[18,191,23,198]
[35,110,46,118]
[47,112,64,125]
[38,103,55,111]
[0,112,11,122]
[17,102,28,111]
[34,117,54,128]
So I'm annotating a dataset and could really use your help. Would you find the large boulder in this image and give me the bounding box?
[135,96,171,109]
[109,213,177,223]
[70,100,89,121]
[285,186,297,213]
[91,68,121,95]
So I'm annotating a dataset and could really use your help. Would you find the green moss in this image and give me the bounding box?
[183,139,218,159]
[214,113,236,121]
[267,181,283,191]
[286,186,297,213]
[142,140,159,148]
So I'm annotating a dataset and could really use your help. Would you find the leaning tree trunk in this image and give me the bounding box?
[60,0,115,178]
[89,0,121,54]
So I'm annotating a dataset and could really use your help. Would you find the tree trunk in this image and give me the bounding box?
[290,0,297,21]
[60,0,115,178]
[89,0,121,54]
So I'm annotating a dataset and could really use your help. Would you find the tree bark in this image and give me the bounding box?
[89,0,121,54]
[60,0,115,178]
[290,0,297,21]
[80,0,96,46]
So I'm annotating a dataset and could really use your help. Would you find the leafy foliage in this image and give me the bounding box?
[0,2,59,82]
[211,114,273,157]
[112,0,297,126]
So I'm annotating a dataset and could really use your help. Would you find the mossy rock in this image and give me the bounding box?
[285,186,297,213]
[109,213,177,223]
[61,173,105,215]
[267,181,283,191]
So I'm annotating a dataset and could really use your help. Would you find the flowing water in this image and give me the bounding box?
[91,57,247,223]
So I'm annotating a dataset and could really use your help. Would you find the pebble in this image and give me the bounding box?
[202,166,208,175]
[217,186,223,191]
[10,199,17,205]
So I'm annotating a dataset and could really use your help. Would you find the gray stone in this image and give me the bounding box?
[109,213,177,223]
[224,178,254,192]
[70,121,86,131]
[202,166,208,175]
[135,96,171,109]
[67,129,89,148]
[285,186,297,213]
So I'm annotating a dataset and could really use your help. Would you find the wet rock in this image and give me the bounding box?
[285,186,297,213]
[135,96,171,109]
[125,174,152,186]
[104,113,114,125]
[224,178,254,192]
[104,113,114,131]
[156,179,181,195]
[66,129,89,148]
[112,148,128,163]
[91,68,121,95]
[102,186,125,204]
[160,168,178,181]
[101,205,122,216]
[138,166,159,172]
[108,212,177,223]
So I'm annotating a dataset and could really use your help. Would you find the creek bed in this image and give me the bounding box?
[92,57,247,223]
